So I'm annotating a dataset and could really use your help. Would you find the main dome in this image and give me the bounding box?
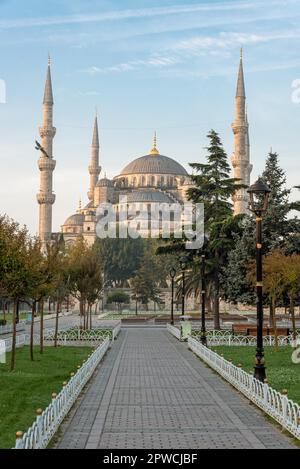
[119,153,188,177]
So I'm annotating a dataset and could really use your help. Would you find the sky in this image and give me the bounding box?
[0,0,300,234]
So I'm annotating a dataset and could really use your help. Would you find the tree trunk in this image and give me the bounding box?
[269,303,274,328]
[54,300,60,347]
[30,301,36,361]
[40,300,44,354]
[290,297,297,345]
[271,299,278,352]
[10,299,18,372]
[89,304,92,330]
[213,272,221,330]
[16,299,20,324]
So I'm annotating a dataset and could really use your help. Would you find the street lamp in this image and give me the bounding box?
[247,178,271,383]
[200,255,207,346]
[180,256,189,318]
[169,268,177,325]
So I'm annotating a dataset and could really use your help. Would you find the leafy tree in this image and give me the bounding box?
[0,216,30,370]
[68,238,103,331]
[131,256,162,309]
[107,291,130,312]
[93,238,145,287]
[281,254,300,342]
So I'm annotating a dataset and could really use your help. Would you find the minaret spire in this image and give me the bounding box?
[88,113,101,202]
[231,50,252,215]
[37,56,57,247]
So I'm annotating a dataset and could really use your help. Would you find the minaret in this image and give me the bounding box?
[231,49,252,215]
[88,113,101,203]
[37,55,56,245]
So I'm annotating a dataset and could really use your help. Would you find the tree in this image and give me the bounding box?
[260,151,300,253]
[262,252,286,351]
[187,130,245,328]
[221,217,256,305]
[131,257,162,310]
[68,238,103,331]
[223,151,300,304]
[281,254,300,342]
[107,291,130,313]
[93,238,145,287]
[0,216,30,370]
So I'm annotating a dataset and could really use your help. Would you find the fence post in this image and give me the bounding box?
[15,431,24,449]
[35,408,43,448]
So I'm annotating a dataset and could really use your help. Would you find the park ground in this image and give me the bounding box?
[213,346,300,404]
[0,346,92,448]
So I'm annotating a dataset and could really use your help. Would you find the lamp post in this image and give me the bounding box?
[247,178,271,383]
[170,268,176,325]
[200,255,207,346]
[180,256,189,318]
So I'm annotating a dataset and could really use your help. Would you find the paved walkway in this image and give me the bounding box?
[57,329,295,449]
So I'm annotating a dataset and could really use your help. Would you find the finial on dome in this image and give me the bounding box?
[150,131,159,155]
[77,198,82,212]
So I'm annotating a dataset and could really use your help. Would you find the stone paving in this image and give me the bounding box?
[57,328,296,449]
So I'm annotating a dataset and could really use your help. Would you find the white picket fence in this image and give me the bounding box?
[3,334,26,352]
[188,337,300,441]
[0,322,26,336]
[193,330,299,347]
[14,337,110,449]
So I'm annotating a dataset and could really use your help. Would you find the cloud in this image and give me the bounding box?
[0,0,297,29]
[81,29,300,75]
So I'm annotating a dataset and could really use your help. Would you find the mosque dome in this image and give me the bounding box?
[63,213,84,226]
[96,177,114,187]
[116,134,188,178]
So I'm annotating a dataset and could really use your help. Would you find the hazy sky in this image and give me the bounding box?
[0,0,300,234]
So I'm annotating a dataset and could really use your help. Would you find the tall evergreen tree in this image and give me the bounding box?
[187,130,245,328]
[261,151,299,252]
[222,151,300,304]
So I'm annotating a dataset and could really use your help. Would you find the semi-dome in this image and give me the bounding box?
[116,135,188,177]
[63,213,84,226]
[124,190,174,204]
[96,177,113,187]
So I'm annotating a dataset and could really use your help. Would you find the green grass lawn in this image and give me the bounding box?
[1,312,31,324]
[213,346,300,405]
[0,346,93,449]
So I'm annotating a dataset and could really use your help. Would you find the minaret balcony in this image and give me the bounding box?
[231,156,249,168]
[39,126,57,139]
[38,157,56,171]
[37,193,56,205]
[89,165,101,175]
[232,193,249,203]
[232,124,247,135]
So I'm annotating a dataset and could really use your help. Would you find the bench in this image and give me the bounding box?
[232,324,290,336]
